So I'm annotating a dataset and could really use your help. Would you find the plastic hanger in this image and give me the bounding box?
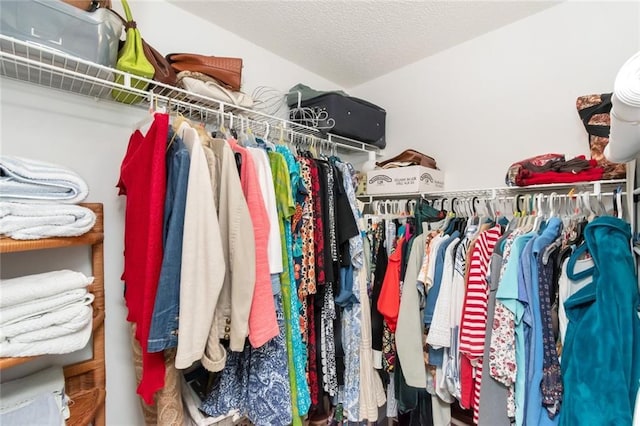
[532,193,545,233]
[133,92,166,132]
[614,186,624,219]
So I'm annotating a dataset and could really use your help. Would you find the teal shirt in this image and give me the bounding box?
[496,233,534,426]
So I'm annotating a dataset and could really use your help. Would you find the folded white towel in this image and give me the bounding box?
[0,270,93,308]
[0,289,89,326]
[0,365,68,422]
[605,51,640,163]
[0,156,89,204]
[0,155,89,204]
[0,202,96,240]
[0,296,93,342]
[0,320,92,357]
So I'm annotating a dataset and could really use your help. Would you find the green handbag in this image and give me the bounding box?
[111,0,155,104]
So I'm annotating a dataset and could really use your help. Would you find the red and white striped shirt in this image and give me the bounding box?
[458,225,502,423]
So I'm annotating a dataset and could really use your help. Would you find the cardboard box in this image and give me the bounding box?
[366,166,445,195]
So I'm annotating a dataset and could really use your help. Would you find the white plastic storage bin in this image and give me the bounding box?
[0,0,122,68]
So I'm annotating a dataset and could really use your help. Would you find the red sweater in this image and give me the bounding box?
[117,114,168,404]
[519,167,604,186]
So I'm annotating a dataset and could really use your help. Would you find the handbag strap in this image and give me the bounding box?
[577,93,612,138]
[106,0,134,28]
[120,0,134,23]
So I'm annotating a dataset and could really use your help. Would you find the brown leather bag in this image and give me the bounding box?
[142,41,177,87]
[376,149,438,169]
[166,53,243,92]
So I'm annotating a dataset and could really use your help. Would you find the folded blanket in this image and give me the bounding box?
[0,320,92,357]
[0,296,93,342]
[0,156,89,204]
[0,289,89,326]
[0,270,93,308]
[0,202,96,240]
[0,365,68,423]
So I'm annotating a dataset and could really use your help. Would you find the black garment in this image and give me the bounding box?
[396,359,434,426]
[371,233,388,353]
[332,162,359,267]
[315,161,336,284]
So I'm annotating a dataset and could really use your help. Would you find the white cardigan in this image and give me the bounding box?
[174,123,225,370]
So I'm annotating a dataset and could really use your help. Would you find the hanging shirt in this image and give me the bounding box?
[117,113,169,403]
[526,218,562,426]
[270,150,311,421]
[228,139,277,349]
[377,236,406,333]
[173,123,225,371]
[459,224,502,423]
[248,147,283,275]
[560,217,640,426]
[494,233,535,426]
[147,130,190,353]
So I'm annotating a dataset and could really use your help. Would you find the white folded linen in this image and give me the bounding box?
[177,71,254,108]
[0,289,89,326]
[0,156,89,204]
[0,320,92,357]
[0,270,93,308]
[604,50,640,162]
[0,296,93,342]
[0,201,96,240]
[0,365,69,423]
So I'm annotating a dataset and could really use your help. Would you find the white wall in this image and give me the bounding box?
[350,1,640,190]
[0,1,340,424]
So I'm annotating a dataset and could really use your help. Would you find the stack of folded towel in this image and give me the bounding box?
[0,365,69,425]
[0,156,96,240]
[0,270,94,357]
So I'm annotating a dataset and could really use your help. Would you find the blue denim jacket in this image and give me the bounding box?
[147,131,190,352]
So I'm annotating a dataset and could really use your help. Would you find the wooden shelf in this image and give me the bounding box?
[0,203,106,426]
[0,232,103,253]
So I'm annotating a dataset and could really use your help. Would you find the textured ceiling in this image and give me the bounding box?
[169,0,560,88]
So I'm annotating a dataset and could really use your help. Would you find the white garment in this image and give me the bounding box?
[175,123,226,370]
[248,147,283,274]
[427,236,460,349]
[450,239,470,330]
[0,155,89,204]
[431,394,452,426]
[0,270,93,308]
[0,201,96,240]
[558,257,592,348]
[357,243,386,422]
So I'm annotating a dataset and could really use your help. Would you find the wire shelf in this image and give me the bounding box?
[357,179,628,202]
[0,34,380,155]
